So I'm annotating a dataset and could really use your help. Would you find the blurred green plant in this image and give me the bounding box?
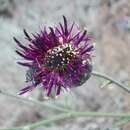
[0,71,130,130]
[115,117,130,126]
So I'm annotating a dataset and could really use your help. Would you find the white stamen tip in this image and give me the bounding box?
[59,37,63,43]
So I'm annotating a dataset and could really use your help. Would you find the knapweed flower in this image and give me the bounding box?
[14,16,94,97]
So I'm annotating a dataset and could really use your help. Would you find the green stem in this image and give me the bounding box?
[1,111,130,130]
[0,90,69,112]
[92,71,130,93]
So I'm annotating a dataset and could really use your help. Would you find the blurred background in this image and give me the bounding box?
[0,0,130,129]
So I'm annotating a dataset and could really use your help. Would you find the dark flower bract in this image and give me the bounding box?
[14,16,94,97]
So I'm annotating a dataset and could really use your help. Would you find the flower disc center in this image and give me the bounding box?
[44,44,75,69]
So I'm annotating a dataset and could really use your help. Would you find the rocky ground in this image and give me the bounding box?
[0,0,130,130]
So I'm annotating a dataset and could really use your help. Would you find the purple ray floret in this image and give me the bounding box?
[14,16,94,97]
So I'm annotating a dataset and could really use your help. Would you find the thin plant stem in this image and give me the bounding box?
[0,71,130,112]
[1,111,130,130]
[0,90,69,112]
[92,71,130,93]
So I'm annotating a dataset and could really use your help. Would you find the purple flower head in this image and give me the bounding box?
[14,16,94,97]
